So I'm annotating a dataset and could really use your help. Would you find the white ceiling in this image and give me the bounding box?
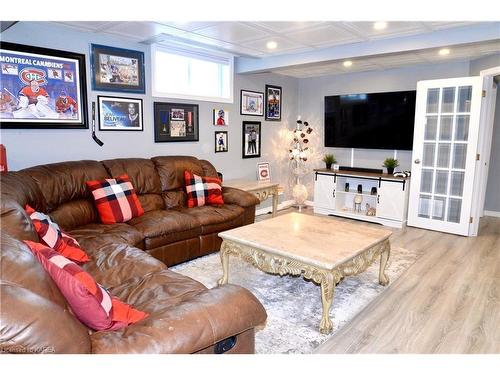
[54,21,500,77]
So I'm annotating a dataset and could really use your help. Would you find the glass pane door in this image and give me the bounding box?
[408,77,483,236]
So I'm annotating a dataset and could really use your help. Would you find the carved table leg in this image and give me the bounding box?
[272,188,279,217]
[218,241,231,286]
[379,240,391,286]
[319,273,335,334]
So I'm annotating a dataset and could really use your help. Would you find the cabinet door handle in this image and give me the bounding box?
[333,189,336,198]
[377,195,380,204]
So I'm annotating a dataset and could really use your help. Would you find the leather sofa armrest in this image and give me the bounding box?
[90,284,267,354]
[222,187,260,208]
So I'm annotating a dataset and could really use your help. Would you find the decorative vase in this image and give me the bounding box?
[387,167,394,175]
[293,183,308,212]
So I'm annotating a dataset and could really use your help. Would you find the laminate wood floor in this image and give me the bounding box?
[258,208,500,353]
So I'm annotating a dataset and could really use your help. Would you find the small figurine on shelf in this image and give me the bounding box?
[366,204,376,216]
[357,184,363,193]
[345,182,350,192]
[354,194,363,212]
[371,187,377,195]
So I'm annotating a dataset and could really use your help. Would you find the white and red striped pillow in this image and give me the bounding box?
[184,170,224,208]
[25,205,89,263]
[86,174,144,224]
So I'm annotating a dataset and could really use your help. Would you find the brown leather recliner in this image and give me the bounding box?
[0,156,267,354]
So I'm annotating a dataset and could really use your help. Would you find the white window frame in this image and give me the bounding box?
[151,45,234,104]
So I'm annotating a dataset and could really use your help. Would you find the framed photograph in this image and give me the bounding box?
[242,121,261,158]
[257,162,271,181]
[153,102,199,142]
[91,44,145,94]
[240,89,264,116]
[265,84,282,121]
[97,96,143,131]
[212,108,229,126]
[215,131,228,153]
[0,42,88,129]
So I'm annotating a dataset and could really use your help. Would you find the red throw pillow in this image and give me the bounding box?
[25,241,148,331]
[25,205,90,263]
[184,170,224,208]
[86,174,144,224]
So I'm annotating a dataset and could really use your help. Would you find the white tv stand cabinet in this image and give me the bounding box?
[313,169,410,228]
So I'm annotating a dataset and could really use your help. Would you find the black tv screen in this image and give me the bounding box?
[324,90,416,150]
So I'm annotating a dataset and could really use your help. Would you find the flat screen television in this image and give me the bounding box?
[324,90,416,150]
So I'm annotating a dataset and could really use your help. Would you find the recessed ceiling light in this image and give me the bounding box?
[439,48,451,56]
[343,60,353,67]
[373,21,388,30]
[266,41,278,50]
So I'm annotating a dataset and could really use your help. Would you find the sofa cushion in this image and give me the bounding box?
[68,222,144,250]
[26,241,148,331]
[152,156,207,191]
[128,209,201,250]
[25,205,90,263]
[86,174,144,224]
[0,281,91,354]
[101,158,162,195]
[180,204,245,235]
[82,242,166,288]
[184,170,223,208]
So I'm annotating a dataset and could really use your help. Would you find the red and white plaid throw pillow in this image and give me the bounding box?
[184,170,224,208]
[25,205,90,263]
[86,174,144,224]
[25,241,148,331]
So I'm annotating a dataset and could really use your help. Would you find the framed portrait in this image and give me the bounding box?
[257,162,271,181]
[0,42,88,129]
[265,84,282,121]
[242,121,261,158]
[240,89,264,116]
[212,108,229,126]
[215,131,228,153]
[153,102,199,142]
[91,44,145,94]
[97,96,143,131]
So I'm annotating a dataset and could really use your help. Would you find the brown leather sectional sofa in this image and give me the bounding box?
[0,156,267,354]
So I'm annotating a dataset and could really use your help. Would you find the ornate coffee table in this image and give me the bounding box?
[217,212,392,334]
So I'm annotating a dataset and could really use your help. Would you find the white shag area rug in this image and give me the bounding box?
[171,246,418,354]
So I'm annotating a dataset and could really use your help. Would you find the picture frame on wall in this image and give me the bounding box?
[91,44,145,94]
[257,162,271,181]
[212,108,229,126]
[215,131,228,153]
[242,121,261,158]
[265,84,282,121]
[153,102,199,142]
[0,42,88,129]
[97,96,143,131]
[240,89,264,116]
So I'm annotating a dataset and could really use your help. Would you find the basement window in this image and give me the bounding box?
[152,45,233,103]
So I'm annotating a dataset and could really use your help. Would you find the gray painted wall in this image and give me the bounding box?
[470,53,500,212]
[0,22,300,208]
[297,61,471,197]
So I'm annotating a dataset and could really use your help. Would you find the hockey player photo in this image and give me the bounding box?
[55,91,78,116]
[0,42,86,128]
[215,131,228,153]
[98,96,143,131]
[212,108,229,126]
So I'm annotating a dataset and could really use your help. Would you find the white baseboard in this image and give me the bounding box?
[484,210,500,218]
[255,200,295,216]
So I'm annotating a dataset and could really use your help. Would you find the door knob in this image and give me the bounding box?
[414,159,421,164]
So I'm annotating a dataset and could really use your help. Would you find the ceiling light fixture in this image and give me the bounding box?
[439,48,451,56]
[343,60,353,67]
[373,21,388,30]
[266,41,278,50]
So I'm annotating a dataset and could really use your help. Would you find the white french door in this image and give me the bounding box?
[408,77,483,236]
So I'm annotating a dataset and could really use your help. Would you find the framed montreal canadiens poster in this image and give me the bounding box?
[91,44,145,94]
[0,42,88,129]
[97,96,143,131]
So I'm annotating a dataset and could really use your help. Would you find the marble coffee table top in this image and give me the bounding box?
[218,212,392,270]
